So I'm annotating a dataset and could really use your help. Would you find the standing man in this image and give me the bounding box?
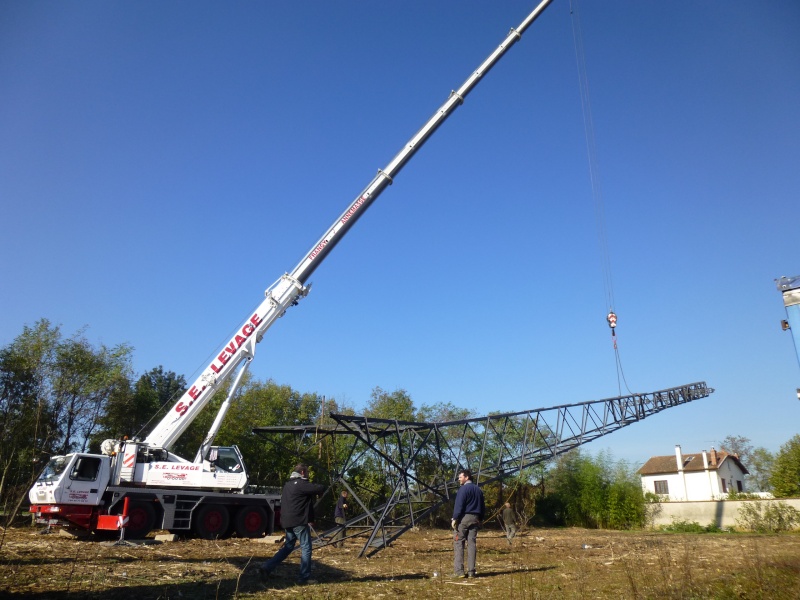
[451,468,485,578]
[259,464,325,585]
[333,490,348,547]
[501,502,517,545]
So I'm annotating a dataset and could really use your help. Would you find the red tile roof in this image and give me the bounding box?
[638,451,749,475]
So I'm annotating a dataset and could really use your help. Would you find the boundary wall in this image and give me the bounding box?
[650,498,800,529]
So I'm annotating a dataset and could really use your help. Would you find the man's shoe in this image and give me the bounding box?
[467,572,477,578]
[258,567,272,583]
[450,572,467,579]
[296,578,318,585]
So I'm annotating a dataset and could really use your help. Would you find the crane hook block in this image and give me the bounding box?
[607,311,617,329]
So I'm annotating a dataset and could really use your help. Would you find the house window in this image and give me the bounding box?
[654,480,669,494]
[721,479,727,493]
[736,480,743,492]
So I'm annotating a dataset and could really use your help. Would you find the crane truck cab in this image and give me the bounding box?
[29,453,113,530]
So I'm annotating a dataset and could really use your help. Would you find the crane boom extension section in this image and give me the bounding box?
[147,0,555,452]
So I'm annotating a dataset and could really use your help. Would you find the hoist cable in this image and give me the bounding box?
[613,343,634,396]
[570,0,634,396]
[569,0,614,313]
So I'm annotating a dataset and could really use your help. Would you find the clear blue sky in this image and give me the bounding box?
[2,1,798,468]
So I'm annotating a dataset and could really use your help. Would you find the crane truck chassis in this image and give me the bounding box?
[28,0,559,539]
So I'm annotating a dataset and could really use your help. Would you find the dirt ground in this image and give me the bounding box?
[2,525,799,599]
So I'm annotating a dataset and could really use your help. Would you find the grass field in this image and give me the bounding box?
[2,525,799,599]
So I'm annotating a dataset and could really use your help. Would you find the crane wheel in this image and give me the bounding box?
[125,502,156,539]
[235,506,268,538]
[193,504,230,539]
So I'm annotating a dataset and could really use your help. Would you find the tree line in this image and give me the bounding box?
[2,319,799,529]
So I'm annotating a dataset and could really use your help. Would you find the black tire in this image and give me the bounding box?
[193,504,230,539]
[234,506,268,538]
[125,501,156,539]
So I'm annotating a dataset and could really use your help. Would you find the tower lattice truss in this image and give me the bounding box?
[254,381,713,557]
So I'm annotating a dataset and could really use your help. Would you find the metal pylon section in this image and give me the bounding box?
[254,381,713,557]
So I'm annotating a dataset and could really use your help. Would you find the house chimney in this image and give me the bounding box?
[675,445,683,472]
[702,450,709,469]
[710,447,718,467]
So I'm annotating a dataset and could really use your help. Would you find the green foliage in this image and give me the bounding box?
[365,387,417,421]
[89,366,187,451]
[726,491,763,500]
[658,519,722,533]
[0,319,133,522]
[748,447,775,493]
[175,374,323,487]
[536,450,647,529]
[736,500,800,533]
[770,434,800,497]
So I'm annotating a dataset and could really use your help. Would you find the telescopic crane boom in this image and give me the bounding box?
[145,0,556,457]
[30,0,561,539]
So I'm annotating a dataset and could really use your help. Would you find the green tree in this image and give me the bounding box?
[537,450,647,529]
[365,387,417,421]
[174,375,323,487]
[89,366,187,451]
[748,447,775,493]
[770,434,800,497]
[0,326,53,517]
[49,333,133,454]
[0,319,133,523]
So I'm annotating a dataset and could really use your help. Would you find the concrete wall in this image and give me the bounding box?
[650,498,800,529]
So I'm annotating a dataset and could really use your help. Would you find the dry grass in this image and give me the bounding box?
[1,525,799,599]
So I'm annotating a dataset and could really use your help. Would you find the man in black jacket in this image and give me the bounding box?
[259,464,325,585]
[451,468,485,578]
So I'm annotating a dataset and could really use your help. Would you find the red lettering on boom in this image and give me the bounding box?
[309,239,328,260]
[178,312,261,413]
[206,312,261,377]
[341,195,367,225]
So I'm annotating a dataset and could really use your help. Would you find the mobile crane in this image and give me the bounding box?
[28,0,556,539]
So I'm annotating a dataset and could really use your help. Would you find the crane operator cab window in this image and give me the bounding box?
[70,456,102,482]
[209,446,243,474]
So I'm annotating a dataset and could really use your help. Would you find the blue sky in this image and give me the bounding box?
[2,1,799,469]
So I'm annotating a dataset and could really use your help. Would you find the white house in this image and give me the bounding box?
[638,445,749,501]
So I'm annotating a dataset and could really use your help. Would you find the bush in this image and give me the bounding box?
[726,491,763,501]
[736,501,800,533]
[657,519,723,533]
[659,519,709,533]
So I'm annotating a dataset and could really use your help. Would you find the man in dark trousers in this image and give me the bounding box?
[333,490,348,547]
[259,464,325,585]
[501,501,517,545]
[451,468,485,578]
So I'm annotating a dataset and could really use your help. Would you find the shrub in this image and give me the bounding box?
[736,500,800,533]
[658,519,723,533]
